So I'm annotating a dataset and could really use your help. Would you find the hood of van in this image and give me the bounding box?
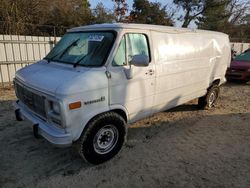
[15,60,107,96]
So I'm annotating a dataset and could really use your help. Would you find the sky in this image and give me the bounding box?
[88,0,197,28]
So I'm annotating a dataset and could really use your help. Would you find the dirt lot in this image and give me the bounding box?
[0,82,250,188]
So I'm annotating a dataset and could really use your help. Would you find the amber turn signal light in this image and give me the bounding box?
[69,101,81,110]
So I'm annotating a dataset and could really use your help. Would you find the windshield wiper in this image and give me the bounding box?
[58,38,80,59]
[44,38,80,63]
[73,54,88,68]
[73,44,101,68]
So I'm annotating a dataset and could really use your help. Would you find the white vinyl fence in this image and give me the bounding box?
[0,34,61,87]
[0,34,249,88]
[231,42,250,55]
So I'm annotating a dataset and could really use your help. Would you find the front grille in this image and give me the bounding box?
[15,82,46,118]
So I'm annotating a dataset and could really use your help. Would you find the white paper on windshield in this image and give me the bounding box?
[88,35,104,42]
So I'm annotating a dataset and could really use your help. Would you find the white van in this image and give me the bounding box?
[14,23,231,164]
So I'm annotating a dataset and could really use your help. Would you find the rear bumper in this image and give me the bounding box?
[226,69,250,81]
[14,101,72,147]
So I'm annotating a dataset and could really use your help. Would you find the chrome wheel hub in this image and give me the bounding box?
[93,125,119,154]
[208,92,216,107]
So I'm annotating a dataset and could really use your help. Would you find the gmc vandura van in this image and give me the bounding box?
[14,23,231,164]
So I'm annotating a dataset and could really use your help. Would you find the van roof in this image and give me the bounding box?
[68,23,227,36]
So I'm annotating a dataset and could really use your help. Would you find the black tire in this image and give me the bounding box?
[76,112,127,165]
[198,85,220,110]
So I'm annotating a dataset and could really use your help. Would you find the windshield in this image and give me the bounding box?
[45,31,115,66]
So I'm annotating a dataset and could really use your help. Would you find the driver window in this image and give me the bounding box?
[126,33,149,62]
[112,33,150,66]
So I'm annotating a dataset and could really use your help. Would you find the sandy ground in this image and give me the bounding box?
[0,82,250,188]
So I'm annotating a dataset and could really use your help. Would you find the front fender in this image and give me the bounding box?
[73,105,129,142]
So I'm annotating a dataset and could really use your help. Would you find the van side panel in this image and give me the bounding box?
[151,31,230,112]
[208,34,231,85]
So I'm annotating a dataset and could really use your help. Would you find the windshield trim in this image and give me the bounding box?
[44,30,117,67]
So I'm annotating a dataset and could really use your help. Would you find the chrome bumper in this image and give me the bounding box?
[14,101,72,147]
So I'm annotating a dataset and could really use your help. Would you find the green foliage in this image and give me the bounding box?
[196,0,231,31]
[195,0,250,41]
[129,0,173,26]
[242,14,250,25]
[174,0,250,41]
[173,0,205,27]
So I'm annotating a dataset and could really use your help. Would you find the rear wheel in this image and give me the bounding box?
[198,85,220,110]
[76,112,127,165]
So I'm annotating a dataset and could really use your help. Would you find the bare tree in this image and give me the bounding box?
[112,0,129,22]
[173,0,232,28]
[228,0,250,24]
[93,3,115,24]
[173,0,205,27]
[0,0,41,34]
[0,0,94,35]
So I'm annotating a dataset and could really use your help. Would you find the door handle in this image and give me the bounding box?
[146,69,154,75]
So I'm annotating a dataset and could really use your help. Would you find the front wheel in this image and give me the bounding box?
[198,85,220,110]
[76,112,127,164]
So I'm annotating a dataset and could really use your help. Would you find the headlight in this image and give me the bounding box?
[51,102,60,114]
[48,101,62,127]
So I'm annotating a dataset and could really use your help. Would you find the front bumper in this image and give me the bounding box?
[14,101,72,147]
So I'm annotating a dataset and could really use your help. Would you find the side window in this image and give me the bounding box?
[112,33,150,66]
[126,33,150,62]
[112,36,126,66]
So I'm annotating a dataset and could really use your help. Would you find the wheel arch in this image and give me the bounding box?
[212,79,221,86]
[74,106,128,142]
[208,78,221,91]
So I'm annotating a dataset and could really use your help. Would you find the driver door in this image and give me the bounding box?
[108,32,156,122]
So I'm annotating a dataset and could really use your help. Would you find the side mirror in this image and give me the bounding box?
[130,54,149,67]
